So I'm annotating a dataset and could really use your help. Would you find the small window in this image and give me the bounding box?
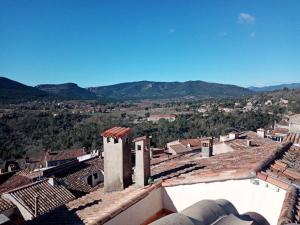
[107,137,111,143]
[202,143,209,147]
[93,173,98,179]
[87,175,93,185]
[137,145,142,150]
[114,138,119,144]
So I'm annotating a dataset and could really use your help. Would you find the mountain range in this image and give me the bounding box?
[87,80,253,100]
[36,83,98,100]
[0,76,299,102]
[248,83,300,92]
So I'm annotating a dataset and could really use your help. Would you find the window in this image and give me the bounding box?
[114,138,119,144]
[137,145,142,150]
[93,173,98,179]
[87,175,93,186]
[107,137,111,143]
[202,143,208,147]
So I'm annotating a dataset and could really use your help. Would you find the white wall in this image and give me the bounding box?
[104,188,163,225]
[162,179,286,225]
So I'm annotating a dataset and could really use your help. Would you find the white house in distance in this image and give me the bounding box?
[147,114,176,123]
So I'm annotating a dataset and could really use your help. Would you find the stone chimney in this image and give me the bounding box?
[201,138,213,157]
[247,140,252,147]
[257,128,266,138]
[101,127,133,192]
[133,136,151,187]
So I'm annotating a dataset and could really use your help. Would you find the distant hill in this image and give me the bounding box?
[88,80,253,100]
[0,77,48,102]
[0,77,254,102]
[36,83,97,100]
[248,83,300,92]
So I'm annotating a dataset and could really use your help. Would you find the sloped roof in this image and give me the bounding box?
[153,131,281,185]
[284,133,300,145]
[2,179,75,218]
[133,136,148,142]
[180,138,202,147]
[45,149,87,162]
[257,144,300,188]
[0,173,33,213]
[101,127,132,138]
[55,157,104,194]
[272,128,289,136]
[0,198,14,213]
[169,144,188,154]
[278,186,300,225]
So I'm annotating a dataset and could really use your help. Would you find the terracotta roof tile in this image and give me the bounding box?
[101,127,132,138]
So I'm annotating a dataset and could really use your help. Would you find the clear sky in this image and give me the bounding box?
[0,0,299,87]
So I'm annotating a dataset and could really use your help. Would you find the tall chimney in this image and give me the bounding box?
[134,136,151,187]
[101,127,133,192]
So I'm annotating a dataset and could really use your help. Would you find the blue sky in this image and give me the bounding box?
[0,0,299,87]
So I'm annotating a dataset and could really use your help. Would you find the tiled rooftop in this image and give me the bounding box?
[278,186,300,225]
[0,174,32,213]
[101,127,132,138]
[152,131,282,186]
[284,133,300,145]
[25,182,162,225]
[55,157,104,194]
[45,148,87,162]
[257,139,300,189]
[2,179,75,218]
[2,130,296,225]
[0,198,14,213]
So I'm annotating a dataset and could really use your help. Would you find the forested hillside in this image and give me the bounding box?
[0,109,277,160]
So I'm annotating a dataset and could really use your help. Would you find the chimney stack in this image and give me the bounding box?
[247,140,252,147]
[101,127,133,192]
[133,136,151,187]
[257,128,266,138]
[201,138,213,157]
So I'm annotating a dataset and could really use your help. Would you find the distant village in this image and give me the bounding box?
[0,104,300,225]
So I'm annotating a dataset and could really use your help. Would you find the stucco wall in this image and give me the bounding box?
[162,179,286,225]
[104,187,163,225]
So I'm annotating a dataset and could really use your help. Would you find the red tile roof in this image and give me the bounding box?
[101,127,132,138]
